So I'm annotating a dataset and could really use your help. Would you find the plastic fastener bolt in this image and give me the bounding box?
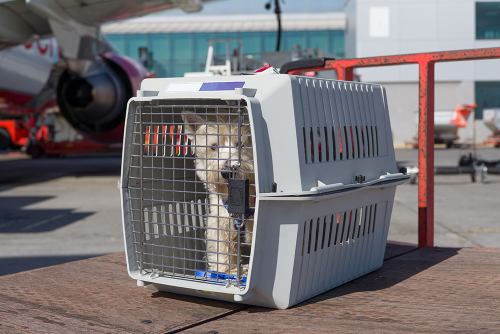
[355,175,365,184]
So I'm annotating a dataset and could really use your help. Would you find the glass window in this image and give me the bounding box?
[105,29,345,77]
[307,31,329,51]
[149,34,170,60]
[330,30,345,58]
[172,33,193,60]
[193,33,215,72]
[475,81,500,119]
[476,2,500,39]
[262,31,278,52]
[106,34,125,54]
[194,33,216,60]
[171,61,196,77]
[239,32,262,54]
[213,32,239,56]
[151,60,170,78]
[125,34,149,61]
[283,31,307,52]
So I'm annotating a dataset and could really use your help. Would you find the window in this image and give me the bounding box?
[475,81,500,119]
[125,34,148,61]
[476,2,500,39]
[105,30,345,77]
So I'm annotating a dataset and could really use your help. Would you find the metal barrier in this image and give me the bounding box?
[283,47,500,248]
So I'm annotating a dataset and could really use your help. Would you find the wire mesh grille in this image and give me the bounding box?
[126,100,255,286]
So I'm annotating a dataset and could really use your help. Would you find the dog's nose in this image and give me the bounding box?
[221,167,232,180]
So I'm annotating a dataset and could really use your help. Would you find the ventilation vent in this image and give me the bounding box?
[298,78,380,164]
[302,204,378,256]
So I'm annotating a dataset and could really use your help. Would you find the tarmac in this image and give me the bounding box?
[0,147,499,276]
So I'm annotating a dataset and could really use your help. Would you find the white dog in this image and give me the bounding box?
[182,110,255,277]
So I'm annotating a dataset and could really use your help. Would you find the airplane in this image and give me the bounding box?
[0,0,217,145]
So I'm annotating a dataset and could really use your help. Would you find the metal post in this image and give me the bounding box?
[418,61,435,248]
[138,102,144,273]
[332,64,353,81]
[205,42,213,73]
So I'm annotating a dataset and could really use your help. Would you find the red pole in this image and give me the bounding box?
[417,60,435,248]
[331,64,353,81]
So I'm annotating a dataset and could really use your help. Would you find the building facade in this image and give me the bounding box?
[103,13,345,78]
[346,0,500,145]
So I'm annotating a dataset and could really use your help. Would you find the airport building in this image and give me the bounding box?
[346,0,500,144]
[102,13,345,78]
[103,0,500,145]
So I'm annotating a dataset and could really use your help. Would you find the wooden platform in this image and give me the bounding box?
[1,242,499,333]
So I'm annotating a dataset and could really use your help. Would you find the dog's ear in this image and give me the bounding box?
[181,111,205,134]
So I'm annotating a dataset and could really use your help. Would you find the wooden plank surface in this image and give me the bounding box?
[5,243,498,334]
[0,253,246,333]
[183,247,500,333]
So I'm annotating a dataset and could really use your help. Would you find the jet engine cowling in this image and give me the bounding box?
[57,53,147,144]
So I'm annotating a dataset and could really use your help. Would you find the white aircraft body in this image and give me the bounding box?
[0,0,216,144]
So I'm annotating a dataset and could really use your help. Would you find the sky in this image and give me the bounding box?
[158,0,348,16]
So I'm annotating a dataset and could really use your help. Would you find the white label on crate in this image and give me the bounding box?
[166,82,203,92]
[166,82,245,92]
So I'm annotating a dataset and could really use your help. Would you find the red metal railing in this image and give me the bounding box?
[286,47,500,248]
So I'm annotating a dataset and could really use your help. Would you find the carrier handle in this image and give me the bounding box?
[279,58,336,75]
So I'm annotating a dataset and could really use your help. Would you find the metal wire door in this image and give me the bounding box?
[126,100,255,286]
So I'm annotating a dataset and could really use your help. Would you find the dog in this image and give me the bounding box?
[182,110,255,277]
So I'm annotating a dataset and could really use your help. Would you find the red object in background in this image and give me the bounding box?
[36,125,50,142]
[453,103,477,128]
[28,116,36,128]
[0,119,30,148]
[285,47,500,248]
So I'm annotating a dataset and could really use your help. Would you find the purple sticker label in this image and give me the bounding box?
[199,82,245,91]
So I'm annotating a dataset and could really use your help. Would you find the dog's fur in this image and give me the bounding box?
[182,111,255,276]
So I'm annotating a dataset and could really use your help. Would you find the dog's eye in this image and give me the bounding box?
[211,144,217,151]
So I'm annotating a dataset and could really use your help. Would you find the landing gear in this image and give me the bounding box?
[27,144,43,158]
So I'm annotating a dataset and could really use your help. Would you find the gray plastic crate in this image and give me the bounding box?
[120,75,409,309]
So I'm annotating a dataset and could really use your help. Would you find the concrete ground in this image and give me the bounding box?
[392,147,500,247]
[0,153,124,276]
[0,147,499,276]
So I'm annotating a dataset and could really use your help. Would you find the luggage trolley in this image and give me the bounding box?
[120,73,409,309]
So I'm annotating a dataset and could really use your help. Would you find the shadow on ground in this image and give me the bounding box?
[0,255,104,276]
[285,246,459,311]
[0,153,122,190]
[0,196,94,233]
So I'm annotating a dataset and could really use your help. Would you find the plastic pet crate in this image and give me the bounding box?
[120,74,409,309]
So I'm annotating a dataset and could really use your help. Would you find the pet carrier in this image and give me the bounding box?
[120,74,409,309]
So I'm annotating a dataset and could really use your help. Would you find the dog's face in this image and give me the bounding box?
[182,111,254,196]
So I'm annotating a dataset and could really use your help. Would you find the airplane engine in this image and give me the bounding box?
[57,53,147,144]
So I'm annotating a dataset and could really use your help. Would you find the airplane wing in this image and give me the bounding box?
[0,0,217,51]
[0,0,51,49]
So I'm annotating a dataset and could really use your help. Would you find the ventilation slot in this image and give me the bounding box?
[298,79,382,164]
[302,204,379,256]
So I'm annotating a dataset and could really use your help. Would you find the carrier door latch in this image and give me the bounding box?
[227,178,249,216]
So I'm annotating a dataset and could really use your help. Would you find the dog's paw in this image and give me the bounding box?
[229,266,248,278]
